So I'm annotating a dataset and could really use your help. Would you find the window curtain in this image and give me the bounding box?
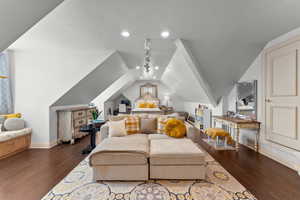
[0,52,13,114]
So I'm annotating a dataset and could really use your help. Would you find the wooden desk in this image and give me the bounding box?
[213,116,260,151]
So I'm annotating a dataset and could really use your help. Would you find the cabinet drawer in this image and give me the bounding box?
[73,110,86,119]
[87,116,93,123]
[74,118,87,128]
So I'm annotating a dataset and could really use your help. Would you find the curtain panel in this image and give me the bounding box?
[0,52,13,114]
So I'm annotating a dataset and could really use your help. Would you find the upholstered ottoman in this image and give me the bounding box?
[149,139,206,179]
[89,134,149,181]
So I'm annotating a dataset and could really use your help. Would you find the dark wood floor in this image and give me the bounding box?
[0,136,299,200]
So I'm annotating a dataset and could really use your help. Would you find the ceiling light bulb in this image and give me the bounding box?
[121,31,130,37]
[161,31,170,38]
[136,66,140,69]
[155,66,159,70]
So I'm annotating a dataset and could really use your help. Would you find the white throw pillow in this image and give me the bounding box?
[108,120,126,137]
[4,118,25,131]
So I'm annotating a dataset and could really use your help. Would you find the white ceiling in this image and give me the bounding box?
[8,0,300,102]
[162,48,211,104]
[0,0,63,52]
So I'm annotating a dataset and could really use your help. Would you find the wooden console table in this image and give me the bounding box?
[213,116,260,151]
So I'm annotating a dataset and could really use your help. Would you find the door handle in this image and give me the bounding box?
[265,99,272,103]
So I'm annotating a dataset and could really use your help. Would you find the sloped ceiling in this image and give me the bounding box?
[9,0,300,104]
[161,39,217,105]
[0,0,64,52]
[52,51,128,106]
[92,70,136,107]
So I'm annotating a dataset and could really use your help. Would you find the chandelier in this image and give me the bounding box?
[137,38,159,79]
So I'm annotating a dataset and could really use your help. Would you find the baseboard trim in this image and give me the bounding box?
[30,140,57,149]
[259,147,298,172]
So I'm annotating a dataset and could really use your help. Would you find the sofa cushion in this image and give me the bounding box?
[108,120,127,137]
[0,128,31,142]
[148,134,174,140]
[109,115,128,121]
[89,135,149,166]
[140,118,157,134]
[4,118,25,131]
[150,139,205,165]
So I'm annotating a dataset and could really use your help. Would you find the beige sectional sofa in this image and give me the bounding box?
[89,118,206,181]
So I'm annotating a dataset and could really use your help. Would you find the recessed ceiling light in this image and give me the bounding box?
[136,66,140,69]
[121,31,130,37]
[161,31,170,38]
[154,66,159,70]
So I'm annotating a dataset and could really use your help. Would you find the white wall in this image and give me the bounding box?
[122,80,184,111]
[13,49,112,147]
[183,98,226,117]
[227,27,300,172]
[91,70,136,119]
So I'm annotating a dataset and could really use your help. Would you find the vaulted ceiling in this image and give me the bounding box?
[0,0,64,52]
[7,0,300,104]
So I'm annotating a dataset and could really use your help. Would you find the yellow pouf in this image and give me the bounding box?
[204,128,233,144]
[164,118,186,138]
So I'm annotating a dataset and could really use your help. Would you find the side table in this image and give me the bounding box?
[80,120,105,154]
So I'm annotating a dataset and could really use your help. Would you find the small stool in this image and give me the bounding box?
[204,128,232,148]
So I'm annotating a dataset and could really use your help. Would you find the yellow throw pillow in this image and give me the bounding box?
[125,116,140,134]
[164,118,186,138]
[138,103,147,108]
[157,116,168,134]
[4,113,22,119]
[147,103,157,108]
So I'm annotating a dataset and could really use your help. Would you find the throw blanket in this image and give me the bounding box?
[89,136,149,165]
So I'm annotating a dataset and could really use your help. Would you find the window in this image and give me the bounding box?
[0,52,13,114]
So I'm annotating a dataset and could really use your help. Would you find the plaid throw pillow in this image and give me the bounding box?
[157,116,168,134]
[125,116,140,134]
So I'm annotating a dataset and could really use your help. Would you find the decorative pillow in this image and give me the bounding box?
[108,120,126,137]
[157,116,168,134]
[4,118,25,131]
[147,103,157,108]
[109,115,128,121]
[138,103,148,108]
[4,113,22,119]
[125,116,140,134]
[164,118,186,138]
[140,118,157,134]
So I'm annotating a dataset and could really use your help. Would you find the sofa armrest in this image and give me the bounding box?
[185,121,200,142]
[96,123,109,145]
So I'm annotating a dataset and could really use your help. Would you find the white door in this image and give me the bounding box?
[265,41,300,151]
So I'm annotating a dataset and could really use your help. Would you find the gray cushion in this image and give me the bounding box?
[4,118,25,131]
[0,116,5,131]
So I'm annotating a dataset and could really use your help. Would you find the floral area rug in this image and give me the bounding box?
[42,147,257,200]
